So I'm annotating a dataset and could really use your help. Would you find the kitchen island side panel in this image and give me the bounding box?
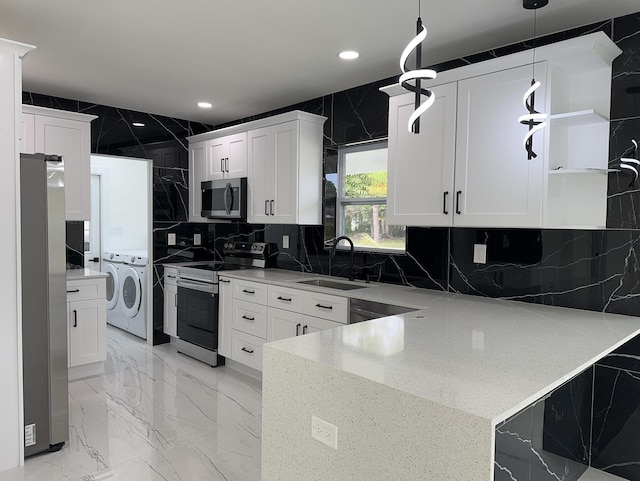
[262,345,494,481]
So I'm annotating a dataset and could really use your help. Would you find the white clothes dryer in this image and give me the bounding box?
[118,251,148,340]
[101,252,125,329]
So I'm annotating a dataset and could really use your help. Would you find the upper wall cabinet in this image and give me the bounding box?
[383,32,621,229]
[188,111,326,224]
[208,132,247,181]
[22,106,97,221]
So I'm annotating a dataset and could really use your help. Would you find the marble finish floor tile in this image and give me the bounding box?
[0,327,262,481]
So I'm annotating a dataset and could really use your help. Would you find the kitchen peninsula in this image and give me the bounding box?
[240,271,640,481]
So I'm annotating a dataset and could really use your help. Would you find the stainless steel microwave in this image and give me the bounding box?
[201,177,247,220]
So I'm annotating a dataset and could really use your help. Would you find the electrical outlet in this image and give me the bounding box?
[282,235,289,249]
[473,244,487,264]
[194,233,201,246]
[168,233,176,246]
[311,416,338,450]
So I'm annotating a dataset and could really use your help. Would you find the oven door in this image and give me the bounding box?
[177,280,218,351]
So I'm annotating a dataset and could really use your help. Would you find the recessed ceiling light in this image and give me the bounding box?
[132,122,145,127]
[197,102,213,109]
[338,50,359,60]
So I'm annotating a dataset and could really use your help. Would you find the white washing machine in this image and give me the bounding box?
[101,251,124,329]
[118,250,148,340]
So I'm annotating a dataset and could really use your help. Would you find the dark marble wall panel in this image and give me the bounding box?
[65,221,84,268]
[495,367,592,481]
[592,364,640,480]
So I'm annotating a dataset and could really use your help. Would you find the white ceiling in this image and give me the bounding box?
[1,0,638,125]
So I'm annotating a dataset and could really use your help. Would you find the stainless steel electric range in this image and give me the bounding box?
[174,241,278,366]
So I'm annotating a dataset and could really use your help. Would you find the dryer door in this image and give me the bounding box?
[103,262,119,310]
[120,267,142,318]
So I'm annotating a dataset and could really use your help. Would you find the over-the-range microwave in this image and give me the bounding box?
[201,177,247,220]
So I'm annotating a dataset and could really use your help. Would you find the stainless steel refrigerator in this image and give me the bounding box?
[20,153,69,456]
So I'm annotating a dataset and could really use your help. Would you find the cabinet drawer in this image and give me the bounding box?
[303,292,348,323]
[231,330,264,372]
[67,279,106,302]
[233,300,268,338]
[233,280,268,304]
[268,285,304,312]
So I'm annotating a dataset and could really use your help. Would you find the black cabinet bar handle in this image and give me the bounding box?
[219,278,230,284]
[296,323,301,336]
[270,200,275,215]
[264,200,269,215]
[73,310,78,328]
[315,303,333,310]
[277,296,292,302]
[241,347,254,354]
[221,158,224,173]
[443,191,449,215]
[303,325,308,334]
[455,190,462,215]
[225,157,229,172]
[242,289,255,294]
[67,289,80,293]
[241,315,255,321]
[174,293,177,307]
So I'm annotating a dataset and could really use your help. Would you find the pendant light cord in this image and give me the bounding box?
[532,8,538,78]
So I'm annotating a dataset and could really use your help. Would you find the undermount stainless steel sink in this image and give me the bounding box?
[296,278,370,290]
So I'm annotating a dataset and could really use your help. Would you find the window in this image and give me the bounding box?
[325,141,406,252]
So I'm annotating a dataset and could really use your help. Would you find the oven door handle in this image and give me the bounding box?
[177,279,216,294]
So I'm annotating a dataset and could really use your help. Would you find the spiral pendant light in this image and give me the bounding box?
[518,0,548,160]
[399,0,437,134]
[620,139,639,187]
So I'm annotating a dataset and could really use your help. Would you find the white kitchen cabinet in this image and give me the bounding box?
[247,116,324,224]
[386,83,457,227]
[382,32,619,229]
[187,111,325,226]
[188,140,208,222]
[163,267,178,338]
[454,63,546,228]
[218,276,233,358]
[67,277,106,376]
[208,132,247,180]
[267,308,342,343]
[21,112,35,153]
[23,106,97,221]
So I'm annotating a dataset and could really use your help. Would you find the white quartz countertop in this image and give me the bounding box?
[221,268,640,425]
[66,268,107,280]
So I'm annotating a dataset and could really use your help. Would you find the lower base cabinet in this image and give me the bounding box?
[231,330,265,372]
[267,308,342,342]
[67,277,107,374]
[163,267,178,338]
[220,280,348,373]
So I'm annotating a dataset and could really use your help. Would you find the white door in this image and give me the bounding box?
[217,277,233,357]
[35,115,91,220]
[189,141,207,222]
[386,84,457,226]
[271,121,297,223]
[68,299,106,367]
[226,132,248,178]
[85,174,101,270]
[208,138,227,181]
[454,63,547,228]
[247,126,275,223]
[267,308,302,342]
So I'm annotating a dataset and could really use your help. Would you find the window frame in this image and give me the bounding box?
[333,140,406,254]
